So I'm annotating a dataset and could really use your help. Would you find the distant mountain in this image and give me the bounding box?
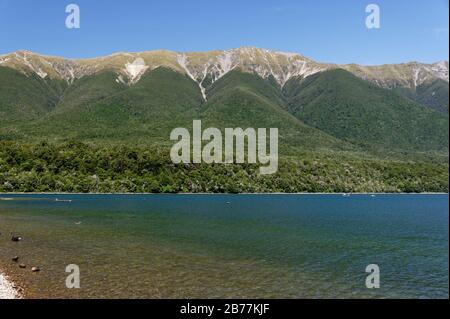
[344,61,449,113]
[1,48,447,96]
[0,47,448,154]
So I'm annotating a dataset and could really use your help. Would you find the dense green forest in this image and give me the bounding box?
[0,141,447,193]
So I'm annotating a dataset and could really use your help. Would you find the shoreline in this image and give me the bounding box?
[0,192,448,195]
[0,270,20,299]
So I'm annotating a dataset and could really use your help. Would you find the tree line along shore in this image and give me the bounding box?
[0,141,447,194]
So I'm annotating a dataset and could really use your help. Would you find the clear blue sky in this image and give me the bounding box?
[0,0,448,65]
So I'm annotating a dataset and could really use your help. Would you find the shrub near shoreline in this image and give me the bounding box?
[0,141,448,194]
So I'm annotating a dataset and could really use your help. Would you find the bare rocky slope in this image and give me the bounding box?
[1,47,447,103]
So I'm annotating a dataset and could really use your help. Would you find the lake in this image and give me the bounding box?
[0,194,448,299]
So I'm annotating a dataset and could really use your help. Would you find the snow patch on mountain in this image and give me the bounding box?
[430,61,449,81]
[216,50,238,79]
[177,54,208,101]
[116,75,127,85]
[124,58,149,84]
[16,52,41,77]
[413,67,421,88]
[409,63,449,88]
[36,69,48,79]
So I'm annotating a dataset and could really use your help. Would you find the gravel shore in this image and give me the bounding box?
[0,271,20,299]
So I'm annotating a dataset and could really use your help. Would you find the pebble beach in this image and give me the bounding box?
[0,271,19,299]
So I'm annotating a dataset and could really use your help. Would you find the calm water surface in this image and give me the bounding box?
[0,194,448,299]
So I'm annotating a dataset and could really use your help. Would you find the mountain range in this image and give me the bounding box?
[0,47,448,156]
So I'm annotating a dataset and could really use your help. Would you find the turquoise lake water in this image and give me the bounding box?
[0,194,448,299]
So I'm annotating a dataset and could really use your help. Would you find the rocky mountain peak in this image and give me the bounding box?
[1,48,448,94]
